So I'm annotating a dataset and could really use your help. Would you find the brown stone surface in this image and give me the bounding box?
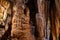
[11,2,34,40]
[36,0,46,40]
[0,0,60,40]
[0,0,11,39]
[51,0,60,40]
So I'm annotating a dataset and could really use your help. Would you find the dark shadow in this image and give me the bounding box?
[1,24,11,40]
[25,0,38,38]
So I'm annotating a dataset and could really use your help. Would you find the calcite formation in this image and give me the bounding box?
[0,0,11,39]
[11,1,34,40]
[36,0,46,40]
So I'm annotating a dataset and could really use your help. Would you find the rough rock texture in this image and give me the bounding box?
[11,1,34,40]
[0,0,11,39]
[0,0,10,25]
[0,0,60,40]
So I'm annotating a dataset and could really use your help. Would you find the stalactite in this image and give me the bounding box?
[55,0,60,39]
[0,0,12,40]
[0,0,60,40]
[36,0,46,40]
[11,0,34,40]
[50,0,60,40]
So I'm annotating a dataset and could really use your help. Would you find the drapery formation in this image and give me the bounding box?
[0,0,60,40]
